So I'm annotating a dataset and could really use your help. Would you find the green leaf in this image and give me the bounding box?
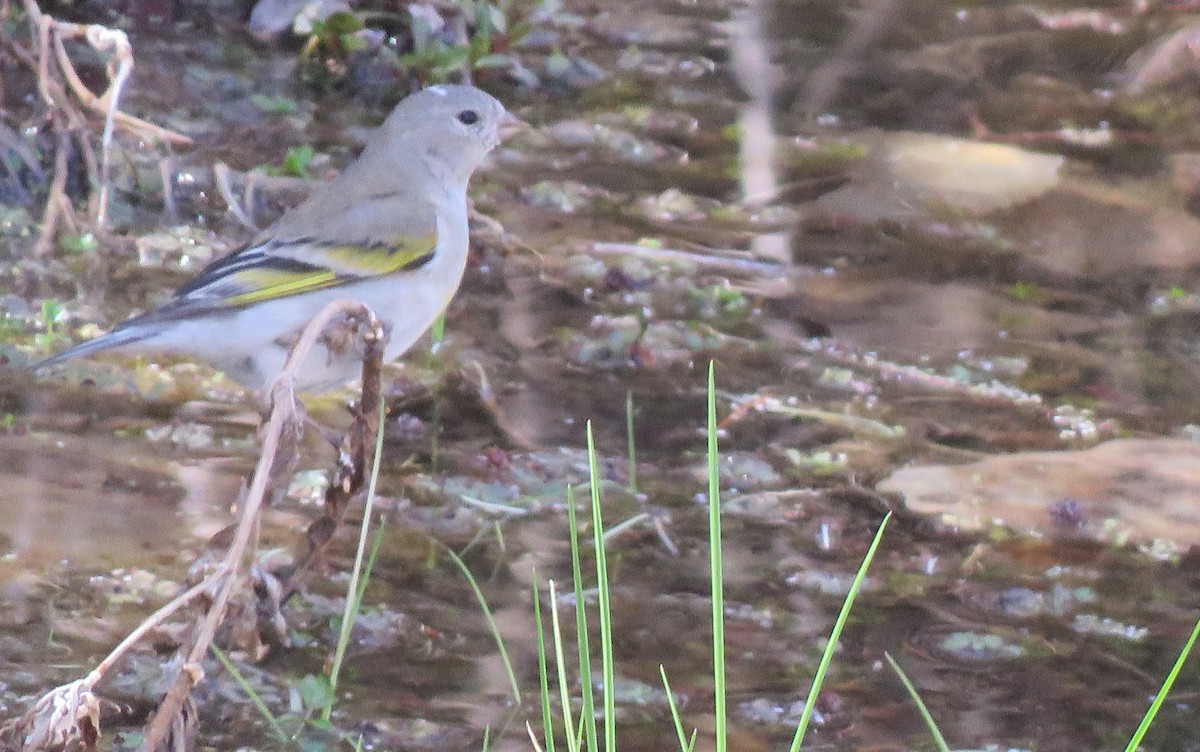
[470,32,490,59]
[472,1,491,32]
[297,673,335,711]
[1007,281,1039,301]
[323,11,364,35]
[474,53,515,69]
[885,652,951,752]
[306,717,336,731]
[341,33,368,53]
[1123,613,1200,751]
[281,145,315,178]
[58,232,98,254]
[250,93,299,115]
[509,20,532,44]
[297,737,330,752]
[430,44,472,74]
[40,299,66,331]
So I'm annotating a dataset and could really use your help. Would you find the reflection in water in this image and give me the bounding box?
[728,0,790,263]
[0,432,234,566]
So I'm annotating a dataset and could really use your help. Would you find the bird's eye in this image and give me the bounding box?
[457,110,480,125]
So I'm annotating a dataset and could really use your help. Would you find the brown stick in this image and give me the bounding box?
[10,0,192,254]
[278,311,386,600]
[139,300,385,751]
[0,576,214,750]
[138,426,285,748]
[213,162,260,231]
[32,123,70,257]
[44,14,191,146]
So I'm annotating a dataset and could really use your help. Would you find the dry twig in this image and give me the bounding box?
[31,123,72,258]
[213,162,261,232]
[577,240,787,276]
[139,299,385,751]
[278,313,387,600]
[3,0,192,255]
[23,0,191,147]
[2,300,388,752]
[1,576,214,750]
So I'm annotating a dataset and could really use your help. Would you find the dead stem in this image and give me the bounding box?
[158,156,178,220]
[278,310,386,600]
[94,29,132,225]
[213,162,261,231]
[139,299,385,751]
[1,300,388,751]
[1,567,218,749]
[579,240,787,276]
[32,124,70,257]
[95,577,219,680]
[42,14,190,146]
[7,0,191,253]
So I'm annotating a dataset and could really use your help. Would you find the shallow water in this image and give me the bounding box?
[4,0,1200,750]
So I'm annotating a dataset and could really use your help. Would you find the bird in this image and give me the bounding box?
[35,84,526,392]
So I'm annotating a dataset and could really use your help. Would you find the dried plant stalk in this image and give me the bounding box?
[2,300,388,752]
[139,299,385,751]
[2,0,192,256]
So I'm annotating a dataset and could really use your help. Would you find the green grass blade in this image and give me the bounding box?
[431,312,446,351]
[533,572,557,752]
[884,651,951,752]
[210,644,290,743]
[567,485,599,752]
[325,396,388,720]
[351,518,387,626]
[625,390,638,495]
[660,664,694,752]
[707,361,727,752]
[1123,612,1200,752]
[444,545,522,705]
[788,510,892,752]
[429,313,446,471]
[549,579,579,752]
[586,422,616,752]
[481,725,490,752]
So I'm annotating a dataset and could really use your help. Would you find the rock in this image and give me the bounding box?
[1122,20,1200,93]
[248,0,353,41]
[878,438,1200,546]
[812,132,1063,222]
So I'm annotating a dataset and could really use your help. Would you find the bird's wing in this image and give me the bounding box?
[142,193,439,323]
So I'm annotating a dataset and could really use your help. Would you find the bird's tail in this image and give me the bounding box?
[32,325,155,374]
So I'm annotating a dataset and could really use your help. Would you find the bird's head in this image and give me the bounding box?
[378,84,527,185]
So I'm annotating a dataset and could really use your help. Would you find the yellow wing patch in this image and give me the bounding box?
[319,234,437,276]
[221,233,437,308]
[225,267,339,306]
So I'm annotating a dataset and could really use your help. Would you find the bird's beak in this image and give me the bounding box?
[498,111,530,142]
